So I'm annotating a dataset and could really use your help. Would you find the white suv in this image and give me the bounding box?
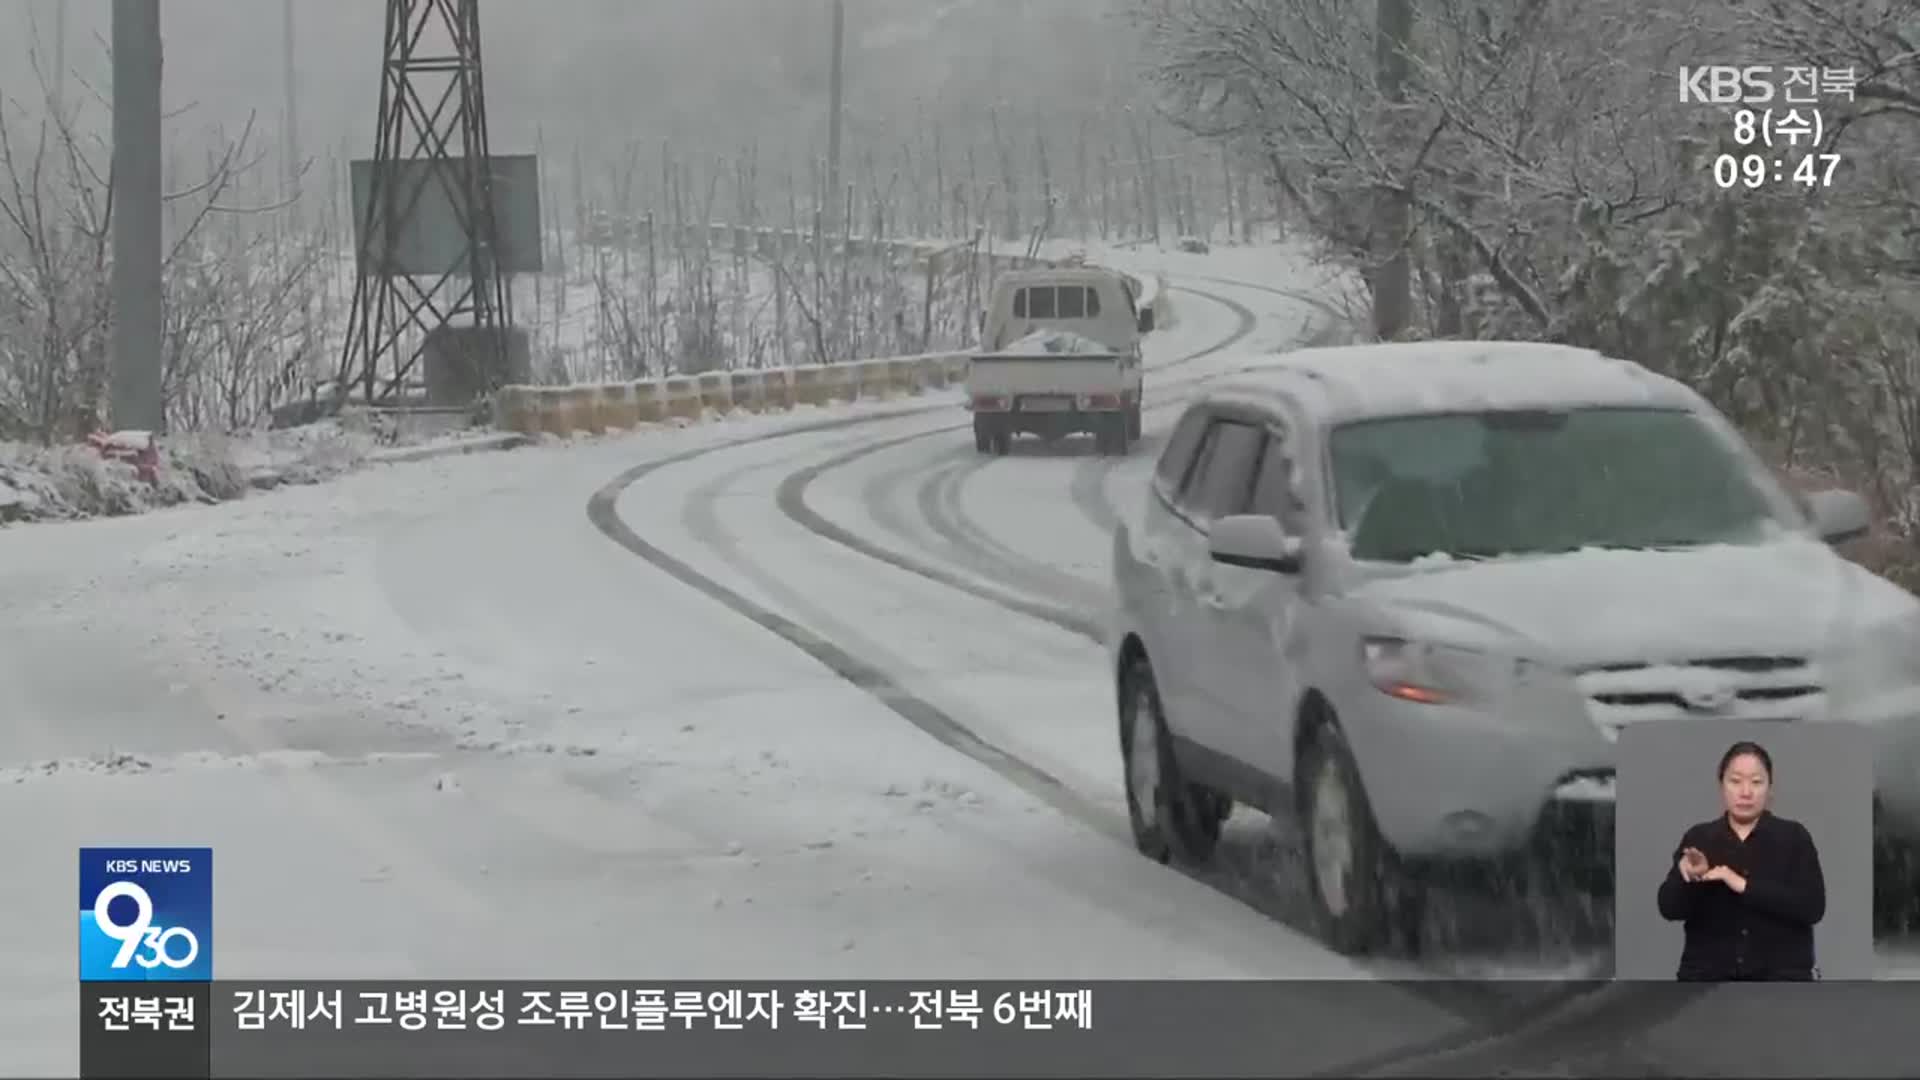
[1108,341,1920,954]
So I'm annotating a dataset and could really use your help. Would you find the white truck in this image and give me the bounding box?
[967,267,1152,456]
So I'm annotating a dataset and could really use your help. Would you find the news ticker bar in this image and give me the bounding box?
[77,979,1534,1079]
[80,979,1920,1079]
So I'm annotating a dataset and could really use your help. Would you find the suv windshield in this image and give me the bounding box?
[1330,407,1789,563]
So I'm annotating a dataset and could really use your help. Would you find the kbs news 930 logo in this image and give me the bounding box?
[78,847,213,982]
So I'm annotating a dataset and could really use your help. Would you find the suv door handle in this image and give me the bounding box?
[1200,592,1229,611]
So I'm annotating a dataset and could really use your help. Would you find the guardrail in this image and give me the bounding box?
[491,226,1172,438]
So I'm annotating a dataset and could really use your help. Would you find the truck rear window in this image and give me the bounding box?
[1013,286,1101,319]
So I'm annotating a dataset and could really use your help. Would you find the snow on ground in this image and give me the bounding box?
[0,247,1494,1076]
[42,238,1911,1075]
[1060,234,1357,301]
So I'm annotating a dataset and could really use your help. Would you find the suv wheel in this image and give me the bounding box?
[1299,718,1407,955]
[1119,656,1222,864]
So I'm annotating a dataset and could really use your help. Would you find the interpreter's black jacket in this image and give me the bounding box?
[1657,810,1826,981]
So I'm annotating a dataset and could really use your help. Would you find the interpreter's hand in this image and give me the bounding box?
[1678,847,1710,882]
[1702,864,1748,894]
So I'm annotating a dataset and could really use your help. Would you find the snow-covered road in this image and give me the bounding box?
[6,246,1546,1075]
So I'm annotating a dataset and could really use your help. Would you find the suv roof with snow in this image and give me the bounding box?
[1205,341,1699,424]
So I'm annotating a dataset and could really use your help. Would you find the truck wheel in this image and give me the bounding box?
[1119,655,1222,864]
[973,417,992,454]
[1297,716,1411,955]
[1099,415,1130,456]
[991,429,1012,456]
[1127,402,1143,441]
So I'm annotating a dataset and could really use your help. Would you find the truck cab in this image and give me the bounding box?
[981,268,1152,356]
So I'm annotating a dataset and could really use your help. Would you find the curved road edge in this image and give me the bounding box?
[584,410,1117,842]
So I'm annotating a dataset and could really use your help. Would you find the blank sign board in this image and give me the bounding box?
[349,154,543,277]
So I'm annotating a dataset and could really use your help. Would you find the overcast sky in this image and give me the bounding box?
[0,0,1142,169]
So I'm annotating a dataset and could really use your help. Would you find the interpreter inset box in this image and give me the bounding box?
[1614,720,1872,980]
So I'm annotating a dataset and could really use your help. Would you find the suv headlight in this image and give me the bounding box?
[1360,635,1529,706]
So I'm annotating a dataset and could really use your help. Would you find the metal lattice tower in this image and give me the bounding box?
[339,0,512,403]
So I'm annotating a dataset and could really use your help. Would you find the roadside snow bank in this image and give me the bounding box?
[226,419,375,488]
[0,438,238,522]
[0,423,373,525]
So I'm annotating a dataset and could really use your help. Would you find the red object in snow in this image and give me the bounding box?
[86,430,160,484]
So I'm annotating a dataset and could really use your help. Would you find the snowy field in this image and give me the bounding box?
[5,240,1915,1074]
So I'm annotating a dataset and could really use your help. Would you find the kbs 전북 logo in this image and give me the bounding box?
[78,847,213,982]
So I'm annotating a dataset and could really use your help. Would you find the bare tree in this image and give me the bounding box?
[1138,0,1920,586]
[0,29,324,442]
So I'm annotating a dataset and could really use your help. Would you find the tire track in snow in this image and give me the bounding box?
[794,286,1260,626]
[587,409,1121,848]
[914,451,1109,613]
[853,440,1080,607]
[769,284,1265,643]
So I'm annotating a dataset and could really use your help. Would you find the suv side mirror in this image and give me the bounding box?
[1805,488,1871,544]
[1209,514,1303,574]
[1137,308,1156,333]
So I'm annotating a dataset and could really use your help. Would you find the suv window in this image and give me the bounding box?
[1177,424,1220,512]
[1156,408,1211,495]
[1191,420,1265,519]
[1250,432,1306,532]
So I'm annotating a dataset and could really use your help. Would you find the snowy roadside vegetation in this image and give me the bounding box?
[1138,0,1920,592]
[0,5,1229,527]
[6,0,1918,607]
[0,423,376,524]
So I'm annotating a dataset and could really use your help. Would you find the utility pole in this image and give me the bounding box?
[282,0,300,208]
[824,0,845,234]
[283,0,316,385]
[111,0,165,433]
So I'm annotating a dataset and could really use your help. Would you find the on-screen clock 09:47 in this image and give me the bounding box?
[1713,153,1842,188]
